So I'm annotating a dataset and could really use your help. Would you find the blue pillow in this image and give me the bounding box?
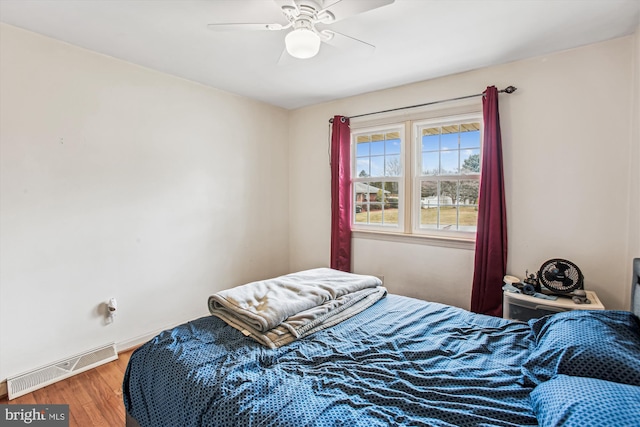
[530,375,640,427]
[522,310,640,386]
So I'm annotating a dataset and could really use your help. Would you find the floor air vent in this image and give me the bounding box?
[7,343,117,400]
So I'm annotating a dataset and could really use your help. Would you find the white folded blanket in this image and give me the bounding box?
[208,268,386,348]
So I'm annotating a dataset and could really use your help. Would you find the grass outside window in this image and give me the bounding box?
[355,206,478,228]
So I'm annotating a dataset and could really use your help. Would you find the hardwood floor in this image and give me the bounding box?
[1,349,134,426]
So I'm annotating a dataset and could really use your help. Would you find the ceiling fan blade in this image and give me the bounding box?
[207,23,284,32]
[321,29,375,55]
[320,0,395,22]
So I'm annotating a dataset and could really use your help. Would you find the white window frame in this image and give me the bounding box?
[351,124,405,233]
[412,113,483,240]
[350,107,482,246]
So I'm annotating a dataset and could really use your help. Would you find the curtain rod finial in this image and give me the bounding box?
[504,86,517,94]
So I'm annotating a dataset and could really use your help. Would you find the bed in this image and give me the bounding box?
[123,262,640,427]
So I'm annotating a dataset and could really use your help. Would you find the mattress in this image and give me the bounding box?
[123,294,538,426]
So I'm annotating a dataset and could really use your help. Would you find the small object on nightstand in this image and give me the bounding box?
[503,275,520,285]
[503,273,557,300]
[571,289,591,304]
[503,289,604,322]
[523,270,541,293]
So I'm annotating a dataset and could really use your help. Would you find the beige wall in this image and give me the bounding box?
[629,25,640,284]
[289,36,637,311]
[1,22,638,381]
[0,24,290,380]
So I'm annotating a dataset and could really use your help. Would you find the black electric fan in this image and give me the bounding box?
[538,258,584,294]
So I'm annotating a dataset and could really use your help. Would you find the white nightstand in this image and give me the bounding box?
[503,290,605,322]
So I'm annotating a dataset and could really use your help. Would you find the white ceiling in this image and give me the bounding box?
[1,0,639,110]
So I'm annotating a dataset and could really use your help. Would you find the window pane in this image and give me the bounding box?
[420,181,438,199]
[385,155,401,177]
[356,158,370,177]
[420,208,437,228]
[438,205,458,230]
[353,180,400,227]
[460,149,481,174]
[420,121,481,178]
[382,182,399,206]
[422,127,440,150]
[460,122,480,132]
[356,141,370,157]
[354,203,367,223]
[440,150,459,174]
[438,180,458,229]
[418,179,479,232]
[355,129,403,188]
[354,181,370,224]
[368,203,383,224]
[460,125,480,149]
[386,138,401,155]
[370,156,384,176]
[381,182,399,225]
[371,141,385,156]
[459,180,479,205]
[369,182,383,201]
[439,180,458,206]
[422,152,439,175]
[458,205,478,232]
[420,181,437,228]
[440,130,458,150]
[459,180,479,232]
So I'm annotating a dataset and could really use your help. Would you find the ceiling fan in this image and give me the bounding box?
[206,0,395,60]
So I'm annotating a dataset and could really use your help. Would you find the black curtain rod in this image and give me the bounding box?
[329,85,517,123]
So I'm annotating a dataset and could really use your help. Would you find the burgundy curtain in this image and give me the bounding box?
[330,116,352,272]
[471,86,507,316]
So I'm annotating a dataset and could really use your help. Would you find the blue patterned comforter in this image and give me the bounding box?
[123,295,538,426]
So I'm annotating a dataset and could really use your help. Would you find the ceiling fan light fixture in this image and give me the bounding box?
[285,28,321,59]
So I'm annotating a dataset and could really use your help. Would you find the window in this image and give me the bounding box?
[351,113,482,241]
[415,117,481,235]
[352,126,404,230]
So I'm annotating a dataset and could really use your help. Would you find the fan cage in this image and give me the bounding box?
[538,258,584,294]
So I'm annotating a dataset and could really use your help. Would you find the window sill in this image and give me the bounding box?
[351,230,475,250]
